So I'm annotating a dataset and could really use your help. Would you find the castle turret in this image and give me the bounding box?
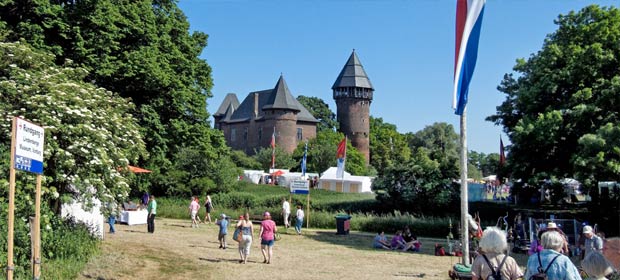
[333,50,373,164]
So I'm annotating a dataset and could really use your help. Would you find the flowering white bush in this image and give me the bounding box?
[0,41,147,209]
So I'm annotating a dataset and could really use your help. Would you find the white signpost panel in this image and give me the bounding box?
[290,180,309,195]
[14,118,45,174]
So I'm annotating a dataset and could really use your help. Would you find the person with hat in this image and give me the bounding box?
[216,213,229,249]
[545,222,570,255]
[259,211,277,264]
[582,225,604,259]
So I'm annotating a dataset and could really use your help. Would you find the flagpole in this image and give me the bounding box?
[460,108,470,266]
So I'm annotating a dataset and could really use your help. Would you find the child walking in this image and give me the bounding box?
[216,213,229,249]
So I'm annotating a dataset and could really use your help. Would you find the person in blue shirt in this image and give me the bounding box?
[373,231,390,250]
[216,214,229,249]
[524,230,582,280]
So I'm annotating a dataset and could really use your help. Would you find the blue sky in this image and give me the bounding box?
[178,0,617,154]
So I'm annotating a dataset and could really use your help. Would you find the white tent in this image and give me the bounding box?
[318,167,373,193]
[242,170,267,184]
[61,197,104,239]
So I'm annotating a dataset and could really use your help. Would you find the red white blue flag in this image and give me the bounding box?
[336,137,347,178]
[453,0,486,115]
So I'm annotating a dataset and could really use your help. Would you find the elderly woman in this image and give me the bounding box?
[472,227,523,280]
[582,251,614,280]
[524,230,582,280]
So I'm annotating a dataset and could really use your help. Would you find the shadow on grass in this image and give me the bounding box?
[303,230,441,257]
[198,257,241,264]
[303,230,377,251]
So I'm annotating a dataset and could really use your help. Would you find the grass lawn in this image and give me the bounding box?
[76,218,545,280]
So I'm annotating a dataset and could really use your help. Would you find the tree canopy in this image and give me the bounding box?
[297,95,338,132]
[0,0,229,194]
[487,5,620,187]
[0,40,146,211]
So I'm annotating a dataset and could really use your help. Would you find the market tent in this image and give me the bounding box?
[318,167,373,193]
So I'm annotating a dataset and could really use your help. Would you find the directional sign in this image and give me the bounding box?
[13,118,45,174]
[290,180,309,195]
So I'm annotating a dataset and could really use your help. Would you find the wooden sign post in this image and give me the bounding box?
[7,117,45,280]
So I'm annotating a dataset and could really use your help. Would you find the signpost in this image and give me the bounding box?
[7,117,45,280]
[290,180,310,228]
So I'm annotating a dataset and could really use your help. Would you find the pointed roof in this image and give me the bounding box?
[214,93,240,117]
[332,50,374,90]
[262,75,300,112]
[218,76,318,124]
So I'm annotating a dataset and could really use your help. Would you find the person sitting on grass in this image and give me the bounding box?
[391,230,407,250]
[403,226,421,252]
[373,231,391,250]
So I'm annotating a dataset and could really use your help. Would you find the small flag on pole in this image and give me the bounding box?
[301,141,308,177]
[453,0,486,115]
[336,137,347,178]
[271,128,276,169]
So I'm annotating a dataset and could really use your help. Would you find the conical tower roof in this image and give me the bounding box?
[262,75,300,112]
[331,50,374,90]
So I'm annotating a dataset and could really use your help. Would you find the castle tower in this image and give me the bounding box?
[332,50,373,164]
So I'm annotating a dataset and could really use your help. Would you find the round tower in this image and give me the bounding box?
[333,50,373,164]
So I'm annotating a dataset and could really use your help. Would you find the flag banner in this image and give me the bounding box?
[499,137,506,166]
[336,137,346,178]
[271,129,276,169]
[301,142,308,177]
[453,0,486,115]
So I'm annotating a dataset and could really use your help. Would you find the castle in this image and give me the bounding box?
[215,50,374,164]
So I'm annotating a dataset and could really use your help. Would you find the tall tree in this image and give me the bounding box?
[369,117,410,175]
[0,0,225,193]
[406,122,460,179]
[0,41,146,210]
[291,130,368,175]
[487,5,620,186]
[296,95,338,132]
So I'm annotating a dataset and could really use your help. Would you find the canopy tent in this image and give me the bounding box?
[128,165,152,173]
[318,167,373,193]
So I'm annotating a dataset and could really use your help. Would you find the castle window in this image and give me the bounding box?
[231,128,236,142]
[243,127,248,141]
[258,127,263,140]
[297,128,303,140]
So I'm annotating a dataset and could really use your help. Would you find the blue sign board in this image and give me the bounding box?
[13,118,45,174]
[290,180,309,195]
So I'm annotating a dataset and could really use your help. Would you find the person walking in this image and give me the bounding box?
[236,212,253,264]
[259,212,277,264]
[147,195,157,233]
[582,225,604,258]
[189,196,200,228]
[471,227,523,280]
[281,198,290,229]
[524,230,582,280]
[107,200,119,234]
[295,205,304,235]
[216,214,229,249]
[204,195,214,224]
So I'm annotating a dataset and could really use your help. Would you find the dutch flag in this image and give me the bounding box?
[453,0,486,115]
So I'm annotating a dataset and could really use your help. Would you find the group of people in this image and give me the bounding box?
[233,212,278,264]
[187,195,215,227]
[373,226,422,252]
[471,221,618,280]
[281,198,305,235]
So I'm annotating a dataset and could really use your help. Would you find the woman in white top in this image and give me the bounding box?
[295,205,304,234]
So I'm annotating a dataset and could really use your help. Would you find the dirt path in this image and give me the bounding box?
[78,218,466,280]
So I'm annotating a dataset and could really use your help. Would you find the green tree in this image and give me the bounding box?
[253,147,297,172]
[487,5,620,188]
[373,148,459,214]
[369,117,410,175]
[0,41,146,211]
[0,0,225,193]
[406,122,460,179]
[469,151,501,177]
[290,130,368,175]
[296,95,338,132]
[230,150,262,170]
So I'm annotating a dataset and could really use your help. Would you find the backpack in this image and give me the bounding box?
[482,254,509,280]
[529,252,561,280]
